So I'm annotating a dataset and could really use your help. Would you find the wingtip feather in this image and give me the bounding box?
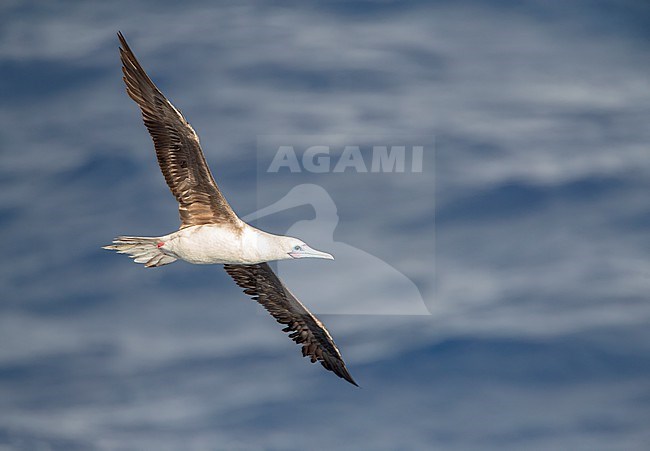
[336,364,359,387]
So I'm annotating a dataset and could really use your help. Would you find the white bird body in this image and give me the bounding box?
[159,224,302,265]
[112,223,332,267]
[160,224,248,264]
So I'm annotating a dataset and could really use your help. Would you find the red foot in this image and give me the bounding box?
[157,242,165,248]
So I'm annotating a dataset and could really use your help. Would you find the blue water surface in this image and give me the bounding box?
[1,0,649,449]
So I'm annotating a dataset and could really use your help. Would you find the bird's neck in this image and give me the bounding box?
[241,225,290,263]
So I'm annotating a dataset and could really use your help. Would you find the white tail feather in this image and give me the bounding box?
[103,236,177,267]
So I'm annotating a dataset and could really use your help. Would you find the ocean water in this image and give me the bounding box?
[1,0,649,449]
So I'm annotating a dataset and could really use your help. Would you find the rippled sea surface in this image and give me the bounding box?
[1,1,649,449]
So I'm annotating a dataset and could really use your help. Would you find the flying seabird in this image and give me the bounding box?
[104,32,357,386]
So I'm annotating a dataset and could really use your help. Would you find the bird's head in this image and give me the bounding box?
[280,236,334,261]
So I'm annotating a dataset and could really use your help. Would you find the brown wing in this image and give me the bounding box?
[118,32,239,229]
[223,263,358,386]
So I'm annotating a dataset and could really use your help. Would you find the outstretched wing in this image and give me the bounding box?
[223,263,358,386]
[118,32,239,229]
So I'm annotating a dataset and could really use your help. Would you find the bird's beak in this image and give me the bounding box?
[289,245,334,260]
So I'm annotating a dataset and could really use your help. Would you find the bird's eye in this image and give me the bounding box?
[293,245,302,251]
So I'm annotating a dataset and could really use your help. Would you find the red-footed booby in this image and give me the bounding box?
[103,32,357,386]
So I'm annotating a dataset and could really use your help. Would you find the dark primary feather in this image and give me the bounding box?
[224,263,358,386]
[117,32,240,229]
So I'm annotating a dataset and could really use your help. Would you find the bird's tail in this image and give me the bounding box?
[102,236,177,268]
